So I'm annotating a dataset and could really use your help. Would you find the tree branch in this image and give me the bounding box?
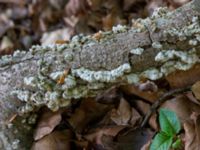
[0,0,200,149]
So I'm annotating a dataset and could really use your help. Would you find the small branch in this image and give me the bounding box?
[141,87,191,128]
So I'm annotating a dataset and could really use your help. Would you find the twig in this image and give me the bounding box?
[141,87,190,127]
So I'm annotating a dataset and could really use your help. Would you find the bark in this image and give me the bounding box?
[1,0,200,149]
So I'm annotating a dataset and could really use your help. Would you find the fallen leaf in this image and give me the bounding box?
[110,98,142,126]
[166,64,200,88]
[136,80,158,92]
[161,95,200,124]
[31,130,72,150]
[40,28,73,46]
[96,86,121,104]
[111,98,132,125]
[184,112,200,150]
[149,113,159,131]
[129,108,142,126]
[168,0,190,8]
[115,128,154,150]
[0,14,14,38]
[34,109,62,140]
[134,100,150,115]
[120,84,159,103]
[84,126,126,145]
[0,36,14,53]
[68,98,110,133]
[185,91,200,105]
[141,140,151,150]
[65,0,90,16]
[192,81,200,100]
[123,0,138,11]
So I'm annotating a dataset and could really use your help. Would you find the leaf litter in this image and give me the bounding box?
[2,0,200,150]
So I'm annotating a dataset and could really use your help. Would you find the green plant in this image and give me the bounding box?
[150,108,182,150]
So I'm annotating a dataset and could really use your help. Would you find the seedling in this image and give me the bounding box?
[150,108,182,150]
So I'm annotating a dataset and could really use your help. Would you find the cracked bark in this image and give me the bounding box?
[0,0,200,149]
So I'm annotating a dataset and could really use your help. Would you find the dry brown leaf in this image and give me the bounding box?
[65,0,90,16]
[102,13,125,31]
[129,108,142,126]
[146,0,168,15]
[0,36,14,54]
[0,14,14,38]
[31,130,72,150]
[123,0,138,11]
[192,81,200,100]
[34,109,62,140]
[110,98,141,126]
[121,84,159,103]
[111,98,132,125]
[96,86,121,104]
[137,80,158,92]
[115,128,154,150]
[141,140,151,150]
[184,112,200,150]
[84,126,126,145]
[149,113,159,131]
[166,64,200,88]
[185,91,200,105]
[40,28,73,46]
[161,95,200,124]
[68,98,110,133]
[134,100,150,115]
[168,0,190,8]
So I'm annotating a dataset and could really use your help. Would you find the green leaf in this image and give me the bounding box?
[150,132,173,150]
[172,138,182,150]
[159,108,181,136]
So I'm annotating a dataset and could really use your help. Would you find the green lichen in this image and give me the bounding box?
[71,63,131,83]
[126,73,140,84]
[130,48,144,55]
[152,42,163,49]
[112,25,128,33]
[141,68,163,80]
[155,48,199,75]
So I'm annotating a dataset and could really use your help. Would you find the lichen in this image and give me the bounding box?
[155,48,199,75]
[155,49,199,64]
[112,25,128,33]
[71,63,131,83]
[152,42,162,49]
[11,90,31,102]
[130,47,144,55]
[126,73,140,84]
[163,16,200,41]
[189,39,198,46]
[62,86,88,99]
[141,68,163,80]
[61,75,77,89]
[151,7,170,19]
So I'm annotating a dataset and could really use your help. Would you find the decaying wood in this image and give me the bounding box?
[0,0,200,149]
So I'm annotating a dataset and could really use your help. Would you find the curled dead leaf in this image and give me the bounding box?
[31,130,72,150]
[192,81,200,100]
[68,98,110,133]
[184,112,200,150]
[166,64,200,88]
[34,109,62,141]
[161,95,200,124]
[111,98,141,126]
[120,84,159,103]
[84,126,126,145]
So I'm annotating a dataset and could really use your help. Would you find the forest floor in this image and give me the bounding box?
[2,0,200,150]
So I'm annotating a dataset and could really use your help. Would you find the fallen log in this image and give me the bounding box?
[0,0,200,149]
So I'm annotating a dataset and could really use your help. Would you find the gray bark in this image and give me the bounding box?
[1,0,200,149]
